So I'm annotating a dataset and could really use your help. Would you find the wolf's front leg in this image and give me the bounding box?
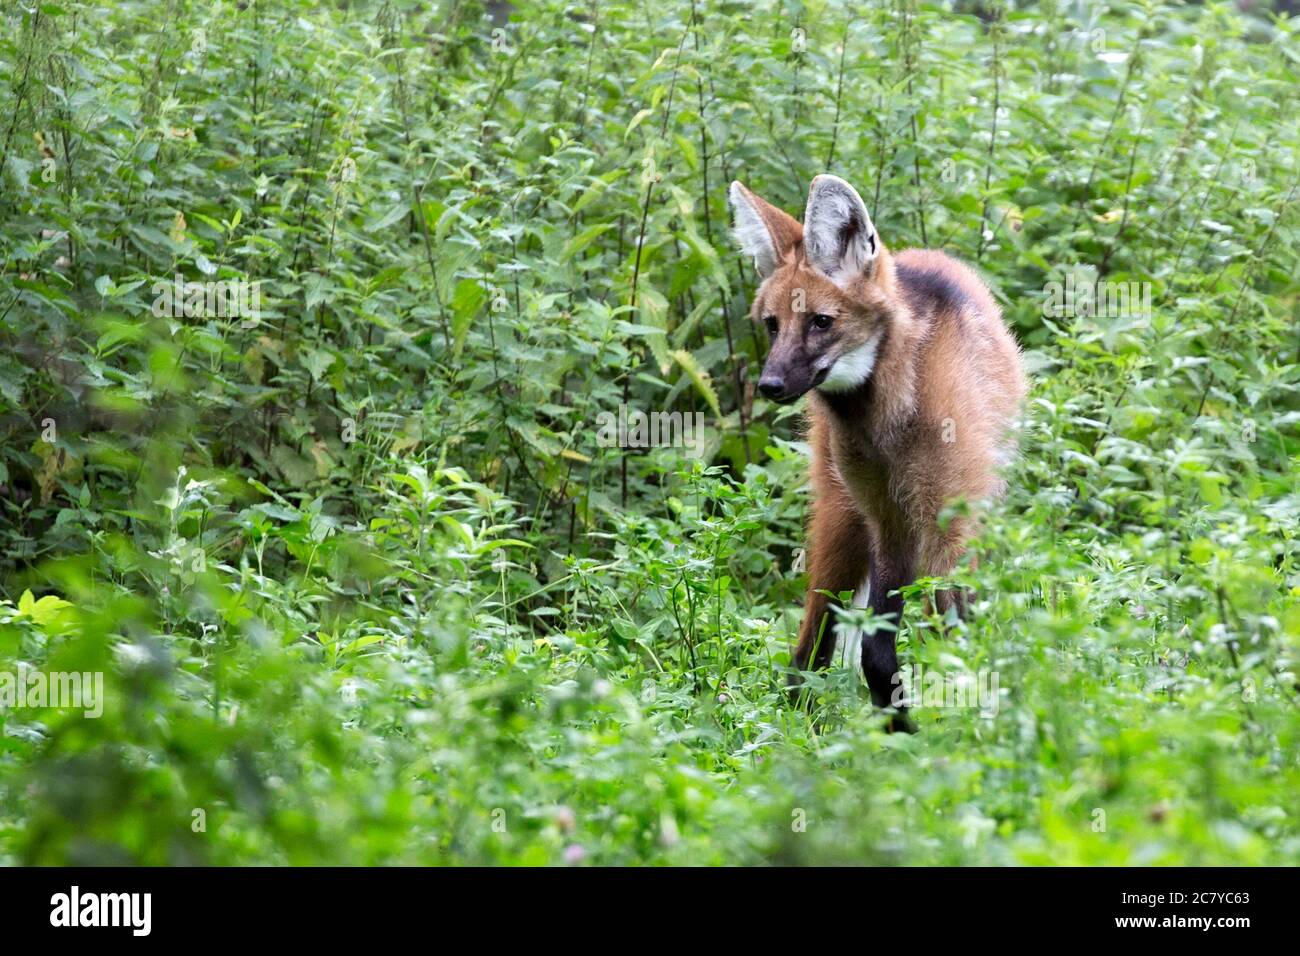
[848,518,914,730]
[790,487,870,683]
[861,561,910,729]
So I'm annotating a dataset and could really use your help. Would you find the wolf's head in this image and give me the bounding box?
[729,175,897,404]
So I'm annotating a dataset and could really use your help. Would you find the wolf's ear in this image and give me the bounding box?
[729,181,802,279]
[803,175,879,287]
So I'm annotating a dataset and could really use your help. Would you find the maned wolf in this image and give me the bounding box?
[729,174,1025,726]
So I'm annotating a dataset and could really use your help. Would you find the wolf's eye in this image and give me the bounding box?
[764,315,779,337]
[810,313,834,331]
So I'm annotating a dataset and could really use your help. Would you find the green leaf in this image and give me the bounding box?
[365,203,410,233]
[16,590,73,626]
[624,107,653,140]
[670,348,721,417]
[450,279,487,356]
[638,287,672,375]
[560,223,615,262]
[301,347,335,382]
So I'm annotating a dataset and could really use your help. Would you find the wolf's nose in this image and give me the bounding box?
[758,377,785,400]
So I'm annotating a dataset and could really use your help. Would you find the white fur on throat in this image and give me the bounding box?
[840,578,871,682]
[817,332,883,393]
[729,182,779,278]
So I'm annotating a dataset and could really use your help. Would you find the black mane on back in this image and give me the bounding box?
[894,261,974,320]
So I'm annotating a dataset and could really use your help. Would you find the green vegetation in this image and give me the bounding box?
[1,0,1298,865]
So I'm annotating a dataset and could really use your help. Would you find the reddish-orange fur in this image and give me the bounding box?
[730,176,1025,720]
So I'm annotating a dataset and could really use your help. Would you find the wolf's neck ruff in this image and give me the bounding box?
[817,330,884,393]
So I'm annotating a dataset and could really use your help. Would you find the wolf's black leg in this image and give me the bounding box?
[862,570,913,732]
